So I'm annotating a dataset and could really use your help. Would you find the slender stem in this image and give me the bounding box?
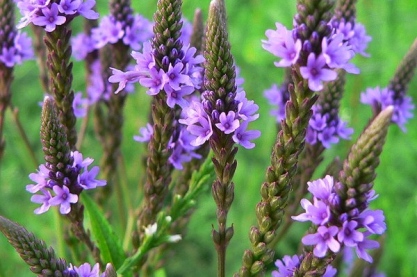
[54,209,65,259]
[76,108,90,150]
[10,106,39,167]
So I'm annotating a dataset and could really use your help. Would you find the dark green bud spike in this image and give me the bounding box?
[388,38,417,99]
[152,0,183,68]
[205,0,236,108]
[335,0,358,24]
[0,216,74,277]
[190,9,205,53]
[338,106,393,211]
[41,97,72,178]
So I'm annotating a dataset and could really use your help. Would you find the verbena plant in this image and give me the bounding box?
[0,0,416,276]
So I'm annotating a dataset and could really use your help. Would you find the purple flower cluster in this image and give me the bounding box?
[109,41,204,104]
[16,0,99,32]
[306,105,353,148]
[179,71,261,149]
[27,151,106,214]
[134,119,202,170]
[292,175,386,263]
[272,254,336,277]
[263,83,289,122]
[0,31,34,68]
[262,19,369,91]
[71,61,135,118]
[72,13,153,60]
[361,86,414,131]
[331,19,372,58]
[67,263,104,277]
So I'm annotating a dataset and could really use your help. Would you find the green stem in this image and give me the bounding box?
[11,106,38,167]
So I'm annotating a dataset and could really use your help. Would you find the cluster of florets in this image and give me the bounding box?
[272,254,337,277]
[71,60,136,118]
[0,31,34,68]
[306,105,353,148]
[263,16,371,92]
[264,82,290,122]
[179,70,261,149]
[134,118,202,170]
[67,263,103,277]
[292,175,386,263]
[361,86,414,131]
[27,151,106,214]
[71,13,153,60]
[16,0,99,32]
[109,38,204,105]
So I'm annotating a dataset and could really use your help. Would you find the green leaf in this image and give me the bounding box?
[82,194,129,276]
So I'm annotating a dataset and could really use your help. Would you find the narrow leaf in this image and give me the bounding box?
[81,194,129,275]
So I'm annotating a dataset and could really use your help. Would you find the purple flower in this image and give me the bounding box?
[31,189,53,214]
[318,126,339,148]
[302,225,340,257]
[232,121,261,149]
[91,16,123,48]
[0,47,18,67]
[358,210,386,235]
[309,113,328,131]
[122,15,153,50]
[336,120,354,140]
[32,3,66,32]
[71,33,95,60]
[292,198,331,225]
[235,91,259,122]
[70,263,101,277]
[163,63,193,91]
[139,67,166,95]
[350,23,372,57]
[165,86,194,108]
[354,235,379,263]
[186,115,213,146]
[134,123,153,142]
[77,0,99,20]
[322,33,358,74]
[262,23,302,67]
[215,111,240,134]
[73,92,88,118]
[337,220,364,247]
[131,42,155,70]
[49,185,78,214]
[300,53,337,91]
[272,255,300,277]
[323,265,337,277]
[79,166,106,190]
[307,175,334,201]
[72,151,94,168]
[264,83,287,121]
[361,87,414,131]
[58,0,81,15]
[109,67,143,94]
[26,164,50,193]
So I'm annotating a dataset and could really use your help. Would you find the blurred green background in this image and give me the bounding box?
[1,0,417,276]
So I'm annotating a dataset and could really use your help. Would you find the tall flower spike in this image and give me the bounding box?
[0,216,74,276]
[236,1,336,275]
[44,24,78,148]
[204,1,240,275]
[0,0,15,161]
[96,0,134,202]
[136,0,181,235]
[337,106,393,212]
[41,97,73,182]
[292,106,393,276]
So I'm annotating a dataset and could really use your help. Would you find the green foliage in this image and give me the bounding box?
[82,194,127,273]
